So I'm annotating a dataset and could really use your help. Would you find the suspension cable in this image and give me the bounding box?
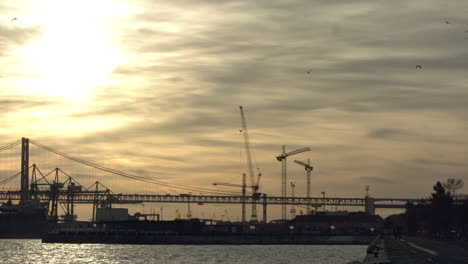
[0,173,20,185]
[0,164,36,185]
[0,139,21,153]
[29,139,241,195]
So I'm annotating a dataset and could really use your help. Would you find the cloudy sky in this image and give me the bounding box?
[1,0,468,218]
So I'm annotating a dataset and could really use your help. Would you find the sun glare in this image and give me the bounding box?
[18,0,126,99]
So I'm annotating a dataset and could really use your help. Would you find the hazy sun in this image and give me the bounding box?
[17,0,126,99]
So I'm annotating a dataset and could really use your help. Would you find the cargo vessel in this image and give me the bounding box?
[0,199,49,238]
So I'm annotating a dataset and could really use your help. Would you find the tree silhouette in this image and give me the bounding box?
[443,178,464,198]
[397,181,468,238]
[405,200,430,235]
[430,181,453,237]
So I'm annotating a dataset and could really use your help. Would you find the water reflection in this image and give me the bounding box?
[0,240,365,264]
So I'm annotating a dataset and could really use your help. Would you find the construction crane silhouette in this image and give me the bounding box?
[290,182,296,218]
[276,146,310,220]
[294,159,313,214]
[213,173,249,223]
[239,106,262,222]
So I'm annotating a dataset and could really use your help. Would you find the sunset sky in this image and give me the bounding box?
[1,0,468,219]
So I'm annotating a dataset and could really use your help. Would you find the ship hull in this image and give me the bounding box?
[0,213,48,238]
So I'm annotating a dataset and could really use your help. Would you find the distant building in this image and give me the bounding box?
[96,208,129,222]
[289,211,383,235]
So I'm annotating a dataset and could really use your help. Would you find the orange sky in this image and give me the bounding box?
[1,0,468,219]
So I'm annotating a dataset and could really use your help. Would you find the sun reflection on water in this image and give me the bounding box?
[0,239,366,264]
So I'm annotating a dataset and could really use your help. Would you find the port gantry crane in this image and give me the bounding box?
[238,105,262,222]
[276,146,310,220]
[294,159,313,214]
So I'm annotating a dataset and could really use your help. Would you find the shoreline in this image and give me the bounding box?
[43,233,377,245]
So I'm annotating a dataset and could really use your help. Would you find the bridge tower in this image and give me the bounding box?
[20,137,30,204]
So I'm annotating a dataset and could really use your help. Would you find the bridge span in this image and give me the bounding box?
[0,138,430,222]
[0,188,421,218]
[0,189,420,206]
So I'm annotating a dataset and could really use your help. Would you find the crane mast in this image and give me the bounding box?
[213,173,248,223]
[294,159,313,214]
[239,105,258,222]
[276,146,310,220]
[290,182,296,218]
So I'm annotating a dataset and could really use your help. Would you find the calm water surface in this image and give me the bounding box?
[0,239,365,264]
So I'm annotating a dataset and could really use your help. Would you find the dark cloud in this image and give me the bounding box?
[367,128,413,139]
[411,158,466,168]
[102,0,468,126]
[359,176,394,184]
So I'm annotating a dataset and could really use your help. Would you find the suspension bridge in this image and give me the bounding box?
[0,138,419,223]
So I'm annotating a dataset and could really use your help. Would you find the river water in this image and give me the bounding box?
[0,240,366,264]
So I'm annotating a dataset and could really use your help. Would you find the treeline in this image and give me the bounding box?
[396,179,468,238]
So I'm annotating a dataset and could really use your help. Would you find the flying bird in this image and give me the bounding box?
[444,20,451,24]
[305,69,312,74]
[11,18,17,22]
[416,65,422,69]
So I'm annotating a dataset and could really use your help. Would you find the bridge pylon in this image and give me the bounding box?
[20,137,30,204]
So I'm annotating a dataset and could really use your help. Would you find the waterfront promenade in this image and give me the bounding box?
[362,236,468,264]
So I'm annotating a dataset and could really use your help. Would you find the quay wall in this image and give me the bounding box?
[43,233,376,245]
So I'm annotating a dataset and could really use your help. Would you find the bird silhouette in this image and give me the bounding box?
[444,20,451,24]
[11,18,17,22]
[416,65,422,69]
[305,69,312,74]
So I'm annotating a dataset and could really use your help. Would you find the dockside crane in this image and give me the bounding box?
[276,146,310,220]
[239,105,262,222]
[294,159,313,214]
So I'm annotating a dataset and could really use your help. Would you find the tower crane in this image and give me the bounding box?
[276,145,310,220]
[213,173,248,223]
[294,159,313,214]
[239,105,262,222]
[290,182,296,218]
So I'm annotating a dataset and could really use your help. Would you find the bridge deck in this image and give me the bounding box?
[0,189,419,208]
